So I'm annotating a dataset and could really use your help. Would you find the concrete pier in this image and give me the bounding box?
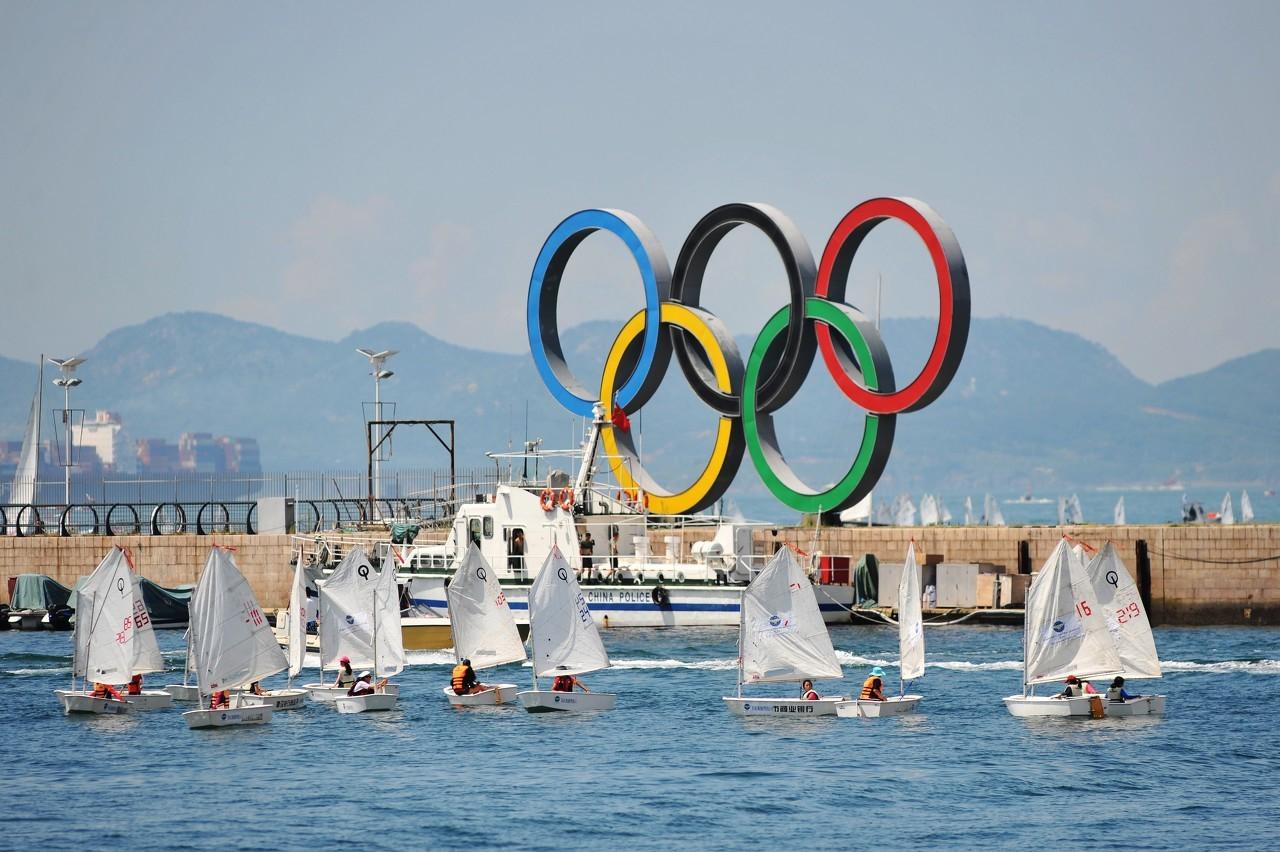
[2,524,1277,625]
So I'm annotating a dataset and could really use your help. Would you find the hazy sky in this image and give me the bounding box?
[2,2,1277,383]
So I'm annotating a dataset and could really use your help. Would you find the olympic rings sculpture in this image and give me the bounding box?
[527,198,969,515]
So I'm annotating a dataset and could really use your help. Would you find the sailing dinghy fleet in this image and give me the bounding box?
[50,533,1168,726]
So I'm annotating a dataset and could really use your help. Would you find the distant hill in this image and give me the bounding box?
[0,312,1275,496]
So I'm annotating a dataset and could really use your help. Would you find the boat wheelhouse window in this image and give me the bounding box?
[483,516,494,539]
[469,518,482,546]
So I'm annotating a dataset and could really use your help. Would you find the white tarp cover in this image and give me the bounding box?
[898,542,925,682]
[130,575,165,675]
[319,547,379,670]
[528,546,609,678]
[373,552,406,678]
[287,553,306,678]
[1024,539,1122,686]
[739,548,842,684]
[447,543,526,670]
[189,548,288,694]
[73,547,138,683]
[1085,543,1162,680]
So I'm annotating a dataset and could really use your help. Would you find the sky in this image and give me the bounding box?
[1,1,1278,384]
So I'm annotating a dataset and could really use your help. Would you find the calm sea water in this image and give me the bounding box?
[3,625,1278,850]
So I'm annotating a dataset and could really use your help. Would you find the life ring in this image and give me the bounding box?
[540,488,555,512]
[559,488,574,511]
[651,584,670,608]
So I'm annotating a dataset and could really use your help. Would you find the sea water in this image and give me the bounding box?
[3,625,1278,850]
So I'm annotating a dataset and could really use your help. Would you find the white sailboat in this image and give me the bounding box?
[1240,490,1254,524]
[1004,539,1122,717]
[963,496,975,526]
[317,547,405,714]
[123,574,174,709]
[838,543,924,717]
[239,553,308,711]
[1113,496,1126,526]
[919,494,940,527]
[1219,492,1235,525]
[1085,543,1166,716]
[517,546,616,713]
[183,548,288,729]
[164,631,201,701]
[723,548,845,717]
[55,547,166,714]
[443,543,525,706]
[984,494,1006,527]
[9,356,42,533]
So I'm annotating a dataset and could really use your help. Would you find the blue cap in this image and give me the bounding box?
[870,666,886,678]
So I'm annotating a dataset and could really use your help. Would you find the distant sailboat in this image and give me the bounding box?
[893,495,917,527]
[984,494,1006,527]
[518,546,616,713]
[1004,539,1122,717]
[837,542,923,718]
[963,496,975,526]
[240,553,308,711]
[1085,543,1165,716]
[1220,492,1235,525]
[9,356,43,531]
[183,548,287,729]
[1240,491,1254,524]
[938,499,953,525]
[443,543,525,706]
[1113,496,1126,526]
[318,547,405,714]
[724,548,844,717]
[919,495,940,527]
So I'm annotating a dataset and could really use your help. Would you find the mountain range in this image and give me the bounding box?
[1,312,1276,502]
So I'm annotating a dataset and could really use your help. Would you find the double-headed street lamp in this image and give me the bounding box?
[49,356,86,506]
[356,348,397,504]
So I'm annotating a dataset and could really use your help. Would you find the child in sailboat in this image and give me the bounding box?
[552,673,590,694]
[127,675,144,696]
[801,680,820,701]
[91,682,123,701]
[1106,677,1135,701]
[859,668,887,701]
[333,656,356,689]
[348,672,389,696]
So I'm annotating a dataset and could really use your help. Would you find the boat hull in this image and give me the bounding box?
[1004,694,1106,717]
[184,705,273,729]
[517,690,617,713]
[442,684,520,706]
[1106,695,1166,716]
[722,697,845,717]
[163,684,201,702]
[304,683,400,703]
[408,577,857,628]
[125,690,175,710]
[238,688,308,711]
[834,695,922,718]
[56,690,130,715]
[335,692,398,714]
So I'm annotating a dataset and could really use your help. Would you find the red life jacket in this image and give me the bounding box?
[552,675,574,692]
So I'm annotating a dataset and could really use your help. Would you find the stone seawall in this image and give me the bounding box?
[2,524,1278,625]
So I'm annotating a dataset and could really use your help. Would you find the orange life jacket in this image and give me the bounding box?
[210,691,230,709]
[451,663,472,694]
[859,676,884,700]
[127,677,143,695]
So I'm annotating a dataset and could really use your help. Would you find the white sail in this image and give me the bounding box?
[1057,496,1067,526]
[1023,539,1122,686]
[897,542,925,682]
[72,547,138,683]
[963,496,975,526]
[287,553,306,678]
[373,555,406,678]
[447,543,527,670]
[1220,492,1235,525]
[939,499,953,525]
[318,547,380,670]
[739,548,841,684]
[130,575,165,675]
[838,492,872,525]
[984,494,1006,527]
[1069,494,1084,524]
[528,546,609,678]
[1240,490,1254,523]
[1113,496,1126,526]
[188,548,288,694]
[9,358,43,510]
[893,495,917,526]
[1085,543,1161,680]
[919,494,939,527]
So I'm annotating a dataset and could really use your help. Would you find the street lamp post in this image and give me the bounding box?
[356,348,397,507]
[49,356,86,507]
